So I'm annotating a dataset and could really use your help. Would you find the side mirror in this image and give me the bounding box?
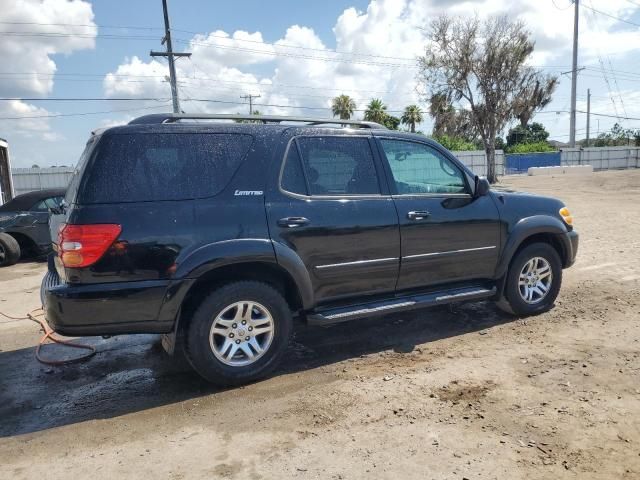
[474,176,490,197]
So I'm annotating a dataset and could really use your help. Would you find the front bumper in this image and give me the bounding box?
[42,269,192,336]
[561,230,579,268]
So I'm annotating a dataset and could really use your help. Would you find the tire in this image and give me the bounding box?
[498,242,562,316]
[184,281,293,386]
[0,233,20,267]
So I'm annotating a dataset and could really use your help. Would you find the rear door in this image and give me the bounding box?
[266,133,400,305]
[375,137,500,291]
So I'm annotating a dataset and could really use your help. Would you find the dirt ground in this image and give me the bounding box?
[1,170,639,479]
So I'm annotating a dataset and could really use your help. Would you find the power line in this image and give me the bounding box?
[0,21,160,31]
[149,0,190,113]
[0,97,170,101]
[239,93,261,115]
[581,3,640,27]
[0,102,171,120]
[584,3,623,123]
[0,32,158,40]
[0,28,419,67]
[551,0,574,10]
[0,21,420,63]
[174,37,418,68]
[2,96,640,121]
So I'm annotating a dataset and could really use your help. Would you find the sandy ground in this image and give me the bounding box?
[1,169,639,479]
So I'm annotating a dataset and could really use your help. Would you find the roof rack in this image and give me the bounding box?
[127,113,386,129]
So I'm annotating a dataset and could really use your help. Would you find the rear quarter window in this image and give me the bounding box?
[80,133,253,203]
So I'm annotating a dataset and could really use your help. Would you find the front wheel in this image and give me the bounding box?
[184,281,293,386]
[498,242,562,316]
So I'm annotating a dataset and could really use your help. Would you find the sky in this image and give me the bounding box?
[1,0,640,168]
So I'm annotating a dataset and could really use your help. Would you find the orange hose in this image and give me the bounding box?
[1,309,96,365]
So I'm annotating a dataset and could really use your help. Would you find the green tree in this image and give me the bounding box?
[506,122,550,147]
[382,114,400,130]
[593,123,635,147]
[331,94,356,120]
[401,105,424,132]
[432,134,477,151]
[418,15,550,183]
[364,98,388,124]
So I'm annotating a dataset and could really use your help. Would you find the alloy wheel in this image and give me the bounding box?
[518,256,553,304]
[209,301,275,367]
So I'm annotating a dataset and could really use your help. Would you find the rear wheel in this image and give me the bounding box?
[184,281,293,385]
[498,242,562,316]
[0,233,20,267]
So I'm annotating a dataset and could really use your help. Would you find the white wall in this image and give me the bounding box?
[561,147,640,171]
[11,167,75,196]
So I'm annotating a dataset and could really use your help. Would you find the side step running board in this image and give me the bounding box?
[307,286,496,326]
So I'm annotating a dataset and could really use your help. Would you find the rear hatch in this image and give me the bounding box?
[48,127,255,285]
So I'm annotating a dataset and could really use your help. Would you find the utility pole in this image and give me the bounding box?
[569,0,580,147]
[240,94,261,115]
[585,88,591,148]
[150,0,191,113]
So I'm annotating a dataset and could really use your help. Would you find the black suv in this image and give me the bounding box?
[42,113,578,385]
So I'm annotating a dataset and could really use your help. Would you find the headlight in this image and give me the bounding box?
[559,207,573,226]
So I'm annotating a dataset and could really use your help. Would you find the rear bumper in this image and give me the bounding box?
[42,269,193,336]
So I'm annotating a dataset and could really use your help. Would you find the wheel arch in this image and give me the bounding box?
[176,260,306,336]
[495,215,570,280]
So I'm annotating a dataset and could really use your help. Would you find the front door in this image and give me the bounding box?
[266,133,400,304]
[375,137,501,291]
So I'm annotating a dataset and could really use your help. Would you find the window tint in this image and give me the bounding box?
[281,143,308,195]
[380,139,467,194]
[81,133,253,203]
[296,137,379,195]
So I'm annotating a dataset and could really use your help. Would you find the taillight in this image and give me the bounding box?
[58,224,122,268]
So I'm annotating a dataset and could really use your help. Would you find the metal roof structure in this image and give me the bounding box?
[128,113,386,129]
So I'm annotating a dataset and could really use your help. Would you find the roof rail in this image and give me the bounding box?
[127,113,386,129]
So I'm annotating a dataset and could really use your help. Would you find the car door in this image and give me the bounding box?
[266,133,400,305]
[375,137,501,291]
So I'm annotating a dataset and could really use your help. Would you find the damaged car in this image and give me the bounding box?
[0,188,65,267]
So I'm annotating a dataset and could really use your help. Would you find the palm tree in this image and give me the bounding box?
[331,95,356,120]
[364,98,387,124]
[401,105,423,133]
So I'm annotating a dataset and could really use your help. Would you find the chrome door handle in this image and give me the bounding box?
[407,210,430,220]
[277,216,310,228]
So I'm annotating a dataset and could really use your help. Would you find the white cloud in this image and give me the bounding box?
[0,100,57,139]
[188,30,275,67]
[0,0,96,143]
[103,0,640,136]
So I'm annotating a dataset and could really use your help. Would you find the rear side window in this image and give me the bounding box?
[280,144,308,195]
[282,136,380,196]
[81,133,253,203]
